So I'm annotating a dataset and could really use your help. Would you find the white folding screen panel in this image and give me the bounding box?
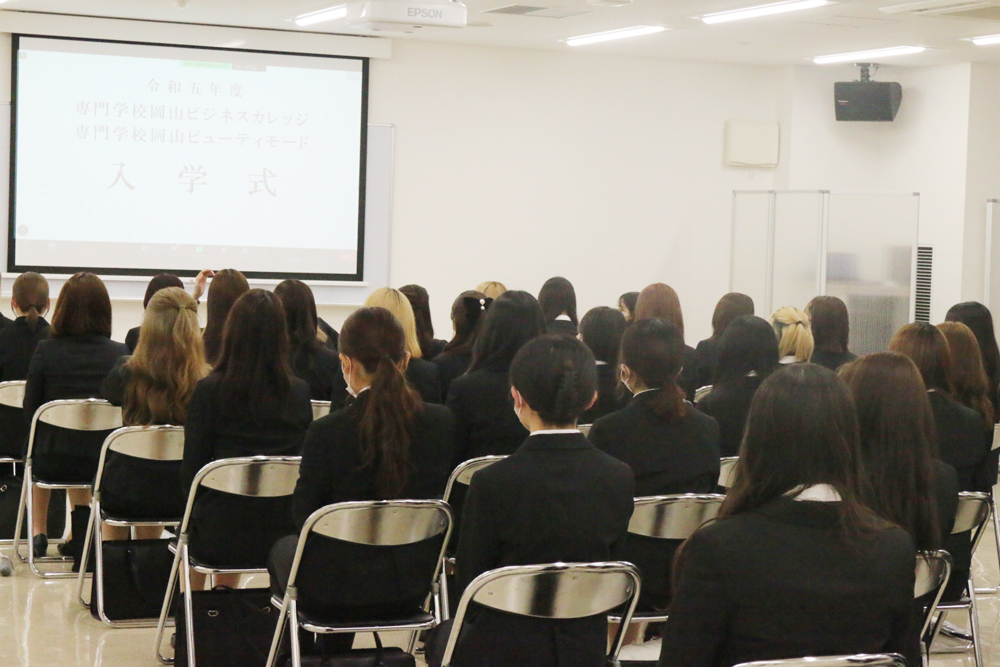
[986,200,999,316]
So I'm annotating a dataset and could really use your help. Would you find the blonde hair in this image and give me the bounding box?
[124,287,210,425]
[364,287,422,358]
[476,281,507,300]
[771,306,814,362]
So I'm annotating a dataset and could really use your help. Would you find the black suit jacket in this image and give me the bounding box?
[658,498,918,667]
[450,433,635,667]
[432,350,472,400]
[407,357,443,404]
[0,316,49,457]
[446,365,527,464]
[125,326,141,354]
[318,318,339,352]
[546,319,578,337]
[291,345,343,402]
[678,345,698,401]
[23,335,129,459]
[928,391,993,491]
[696,377,761,457]
[580,363,628,425]
[589,391,721,496]
[692,338,719,390]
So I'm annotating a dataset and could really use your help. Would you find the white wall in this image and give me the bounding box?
[964,63,1000,312]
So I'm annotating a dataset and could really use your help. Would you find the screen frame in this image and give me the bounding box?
[7,33,369,282]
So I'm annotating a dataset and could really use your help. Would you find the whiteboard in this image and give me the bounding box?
[0,103,394,306]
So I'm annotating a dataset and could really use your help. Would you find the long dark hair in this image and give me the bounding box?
[510,335,597,425]
[274,280,321,356]
[203,269,249,365]
[442,290,490,356]
[711,293,754,340]
[807,296,851,354]
[538,277,578,325]
[50,273,112,339]
[399,284,437,359]
[620,319,688,422]
[143,273,184,308]
[938,321,994,429]
[215,289,293,415]
[722,364,882,537]
[339,307,422,497]
[468,290,545,373]
[889,322,953,394]
[946,302,1000,411]
[579,307,627,365]
[713,315,780,385]
[618,292,639,322]
[840,352,940,550]
[635,283,685,340]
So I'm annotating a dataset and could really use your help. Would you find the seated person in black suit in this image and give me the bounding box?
[696,316,779,457]
[432,291,490,399]
[275,280,345,405]
[538,276,579,337]
[807,296,857,371]
[840,352,962,602]
[578,306,628,424]
[590,319,720,496]
[658,364,919,667]
[401,284,449,360]
[125,270,213,353]
[182,290,313,589]
[692,293,754,390]
[429,334,634,667]
[365,287,442,403]
[268,306,455,655]
[24,273,129,563]
[890,323,992,491]
[102,288,211,540]
[202,269,250,366]
[446,290,545,464]
[0,272,50,460]
[635,283,698,399]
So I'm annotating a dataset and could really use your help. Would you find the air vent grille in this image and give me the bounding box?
[483,4,591,16]
[915,245,933,322]
[485,5,546,13]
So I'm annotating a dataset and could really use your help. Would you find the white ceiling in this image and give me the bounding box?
[5,0,1000,67]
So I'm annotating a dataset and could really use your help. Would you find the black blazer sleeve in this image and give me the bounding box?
[454,471,503,595]
[446,381,473,465]
[291,419,338,529]
[101,356,130,407]
[181,379,216,494]
[23,342,47,422]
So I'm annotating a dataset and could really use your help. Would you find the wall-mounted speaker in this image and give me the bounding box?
[834,81,902,121]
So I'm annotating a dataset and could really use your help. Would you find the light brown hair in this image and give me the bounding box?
[634,283,685,339]
[937,321,993,429]
[889,322,953,394]
[50,273,112,339]
[12,272,48,332]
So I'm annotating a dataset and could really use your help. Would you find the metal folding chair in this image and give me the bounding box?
[974,422,1000,595]
[440,455,507,618]
[718,456,739,490]
[11,399,123,577]
[153,455,302,666]
[610,493,725,626]
[440,561,641,667]
[310,400,331,421]
[694,385,714,403]
[915,549,951,662]
[733,654,907,667]
[927,491,994,667]
[578,424,592,437]
[263,500,453,667]
[0,381,28,546]
[76,425,186,626]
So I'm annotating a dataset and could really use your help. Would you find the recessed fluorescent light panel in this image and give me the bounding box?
[294,5,348,26]
[972,34,1000,46]
[812,45,924,64]
[702,0,827,24]
[566,25,667,46]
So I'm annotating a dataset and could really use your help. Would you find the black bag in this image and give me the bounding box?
[290,632,416,667]
[92,538,175,621]
[0,478,64,539]
[175,586,278,667]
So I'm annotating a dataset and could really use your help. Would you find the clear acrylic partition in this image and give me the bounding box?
[731,191,919,356]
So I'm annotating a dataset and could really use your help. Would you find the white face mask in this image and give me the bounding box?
[344,363,357,398]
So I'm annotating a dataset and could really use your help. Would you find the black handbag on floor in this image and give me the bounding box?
[92,538,175,621]
[0,475,25,538]
[175,586,278,667]
[290,632,417,667]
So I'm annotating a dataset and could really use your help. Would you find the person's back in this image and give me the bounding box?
[274,279,344,402]
[928,391,989,489]
[694,293,755,389]
[696,377,759,458]
[578,306,628,424]
[440,335,634,667]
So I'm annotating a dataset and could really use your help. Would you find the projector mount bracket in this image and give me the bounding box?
[854,63,880,82]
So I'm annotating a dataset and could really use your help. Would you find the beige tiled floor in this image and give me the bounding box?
[3,534,1000,667]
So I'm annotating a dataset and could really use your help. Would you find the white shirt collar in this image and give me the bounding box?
[632,387,659,397]
[779,355,799,365]
[530,429,581,436]
[595,360,608,366]
[784,484,842,502]
[555,314,572,322]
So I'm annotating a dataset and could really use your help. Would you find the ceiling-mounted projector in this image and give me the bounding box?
[346,0,467,30]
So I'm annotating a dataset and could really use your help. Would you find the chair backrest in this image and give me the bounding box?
[628,494,725,540]
[992,423,1000,452]
[285,500,453,590]
[694,385,713,403]
[718,456,739,489]
[915,550,952,637]
[179,456,301,534]
[92,425,185,493]
[733,655,907,667]
[442,562,641,667]
[442,456,507,504]
[578,423,592,437]
[952,492,992,547]
[26,399,123,459]
[311,400,331,420]
[0,380,26,409]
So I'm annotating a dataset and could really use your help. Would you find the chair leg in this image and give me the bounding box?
[289,599,302,667]
[182,546,198,667]
[154,540,184,664]
[76,500,99,608]
[11,469,27,562]
[969,579,984,667]
[976,504,1000,594]
[440,570,450,621]
[93,518,107,623]
[265,594,291,667]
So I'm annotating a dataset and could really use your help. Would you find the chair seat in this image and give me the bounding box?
[296,608,435,630]
[937,596,973,610]
[100,509,182,525]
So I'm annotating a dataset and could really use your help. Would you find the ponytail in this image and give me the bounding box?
[25,306,39,332]
[12,272,48,333]
[771,307,814,363]
[620,319,689,423]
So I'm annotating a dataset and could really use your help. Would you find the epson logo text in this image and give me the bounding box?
[408,7,444,17]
